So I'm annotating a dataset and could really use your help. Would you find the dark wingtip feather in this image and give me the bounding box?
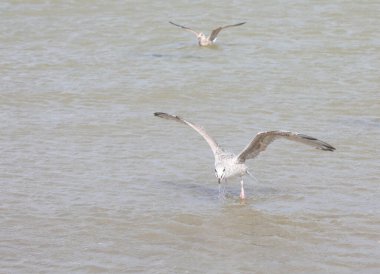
[299,134,318,141]
[319,144,336,151]
[154,112,185,124]
[299,134,336,152]
[325,145,336,151]
[154,112,166,117]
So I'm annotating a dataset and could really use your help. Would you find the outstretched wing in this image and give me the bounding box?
[236,131,335,163]
[169,21,199,36]
[209,22,246,42]
[154,112,222,157]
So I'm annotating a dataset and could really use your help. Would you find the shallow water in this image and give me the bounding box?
[1,1,379,273]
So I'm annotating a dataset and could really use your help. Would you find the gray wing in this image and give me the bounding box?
[169,21,199,36]
[209,22,246,42]
[154,112,222,156]
[236,131,335,163]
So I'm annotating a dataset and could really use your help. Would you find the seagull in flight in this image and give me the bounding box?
[169,21,246,46]
[154,112,335,199]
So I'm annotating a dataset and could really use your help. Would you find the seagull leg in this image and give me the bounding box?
[218,180,226,200]
[240,178,245,199]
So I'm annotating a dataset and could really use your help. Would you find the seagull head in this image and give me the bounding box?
[215,164,226,183]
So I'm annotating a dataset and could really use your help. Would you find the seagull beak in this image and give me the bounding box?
[218,178,221,184]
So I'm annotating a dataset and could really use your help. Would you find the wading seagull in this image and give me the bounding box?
[169,21,246,46]
[154,112,335,199]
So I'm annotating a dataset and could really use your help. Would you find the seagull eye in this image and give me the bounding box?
[223,168,225,172]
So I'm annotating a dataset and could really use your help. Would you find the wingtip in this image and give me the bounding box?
[321,144,336,152]
[169,21,179,27]
[300,134,336,152]
[154,112,165,117]
[327,146,336,151]
[236,22,246,26]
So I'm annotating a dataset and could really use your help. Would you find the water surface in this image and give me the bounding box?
[0,1,379,273]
